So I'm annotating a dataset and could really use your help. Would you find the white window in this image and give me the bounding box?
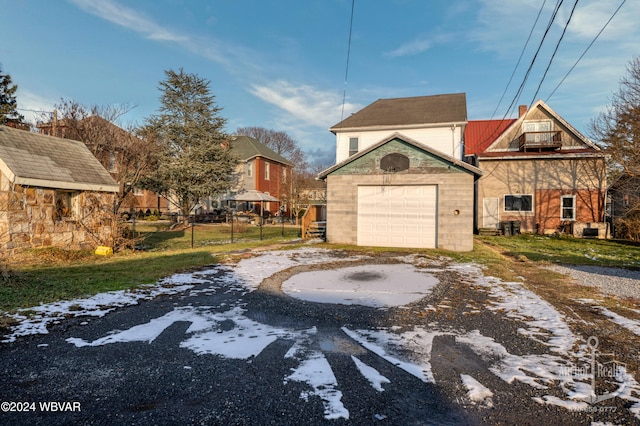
[523,120,553,143]
[561,195,576,220]
[247,162,253,177]
[504,194,533,212]
[282,168,287,181]
[265,162,270,180]
[349,137,359,156]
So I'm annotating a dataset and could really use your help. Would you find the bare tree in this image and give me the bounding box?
[590,56,640,239]
[236,126,306,165]
[37,99,160,213]
[590,56,640,176]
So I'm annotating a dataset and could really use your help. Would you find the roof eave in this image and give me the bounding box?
[12,176,119,192]
[330,120,468,134]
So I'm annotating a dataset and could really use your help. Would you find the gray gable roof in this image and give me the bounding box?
[230,135,294,166]
[0,125,119,192]
[330,93,467,132]
[317,132,482,179]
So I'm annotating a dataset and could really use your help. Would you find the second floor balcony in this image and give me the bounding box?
[518,131,562,151]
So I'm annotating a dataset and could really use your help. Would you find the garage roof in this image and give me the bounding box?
[330,93,467,132]
[0,125,119,192]
[317,132,482,179]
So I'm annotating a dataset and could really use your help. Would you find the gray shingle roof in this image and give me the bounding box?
[230,135,294,166]
[330,93,467,131]
[0,125,119,192]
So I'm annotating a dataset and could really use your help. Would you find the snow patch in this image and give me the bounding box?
[285,351,349,420]
[460,374,493,407]
[351,356,390,392]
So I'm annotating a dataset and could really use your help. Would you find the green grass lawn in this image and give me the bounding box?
[3,225,640,313]
[0,222,302,313]
[477,234,640,268]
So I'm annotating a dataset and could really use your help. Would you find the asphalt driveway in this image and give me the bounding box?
[1,248,639,425]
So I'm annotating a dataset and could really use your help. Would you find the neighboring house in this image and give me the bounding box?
[465,101,607,237]
[294,178,326,210]
[0,125,119,254]
[38,115,168,215]
[221,135,294,215]
[320,93,481,251]
[606,173,640,239]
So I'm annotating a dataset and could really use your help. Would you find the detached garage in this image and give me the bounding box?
[318,133,481,252]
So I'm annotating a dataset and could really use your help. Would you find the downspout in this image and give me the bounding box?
[451,124,456,158]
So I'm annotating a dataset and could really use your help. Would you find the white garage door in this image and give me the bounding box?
[357,185,437,248]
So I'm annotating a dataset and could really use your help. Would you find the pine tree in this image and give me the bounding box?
[144,68,237,224]
[0,66,25,126]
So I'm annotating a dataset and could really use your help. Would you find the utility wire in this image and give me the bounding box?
[490,0,548,120]
[472,0,561,155]
[503,0,564,120]
[546,0,627,102]
[470,0,564,181]
[529,0,580,106]
[340,0,355,122]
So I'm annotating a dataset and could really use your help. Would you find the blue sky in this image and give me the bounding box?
[1,0,637,166]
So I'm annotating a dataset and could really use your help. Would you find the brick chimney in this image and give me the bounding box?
[519,105,528,117]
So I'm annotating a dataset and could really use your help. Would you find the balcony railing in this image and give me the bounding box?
[518,131,562,151]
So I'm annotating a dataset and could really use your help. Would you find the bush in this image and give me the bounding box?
[615,215,640,241]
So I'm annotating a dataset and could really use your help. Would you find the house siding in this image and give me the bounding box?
[335,126,464,164]
[488,108,587,152]
[477,157,606,234]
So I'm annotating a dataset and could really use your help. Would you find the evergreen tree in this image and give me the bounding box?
[144,68,237,224]
[0,66,25,126]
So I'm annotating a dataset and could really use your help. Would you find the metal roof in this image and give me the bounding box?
[0,125,119,192]
[464,119,516,155]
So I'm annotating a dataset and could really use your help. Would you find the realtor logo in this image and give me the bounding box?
[579,336,626,404]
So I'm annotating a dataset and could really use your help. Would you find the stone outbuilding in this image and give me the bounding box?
[0,125,119,254]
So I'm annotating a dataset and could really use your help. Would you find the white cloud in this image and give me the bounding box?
[564,1,637,41]
[16,90,57,124]
[385,36,432,58]
[385,33,454,58]
[69,0,188,42]
[249,80,361,128]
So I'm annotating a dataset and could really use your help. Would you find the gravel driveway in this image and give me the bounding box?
[546,264,640,300]
[1,248,639,425]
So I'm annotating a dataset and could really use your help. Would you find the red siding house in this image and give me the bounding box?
[465,101,607,237]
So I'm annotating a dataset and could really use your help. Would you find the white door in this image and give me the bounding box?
[483,198,499,228]
[357,185,437,248]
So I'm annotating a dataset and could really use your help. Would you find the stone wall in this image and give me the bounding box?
[0,184,116,255]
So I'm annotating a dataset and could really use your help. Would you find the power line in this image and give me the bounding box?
[546,0,627,102]
[529,0,580,106]
[503,0,564,120]
[473,0,561,154]
[340,0,355,122]
[490,0,548,120]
